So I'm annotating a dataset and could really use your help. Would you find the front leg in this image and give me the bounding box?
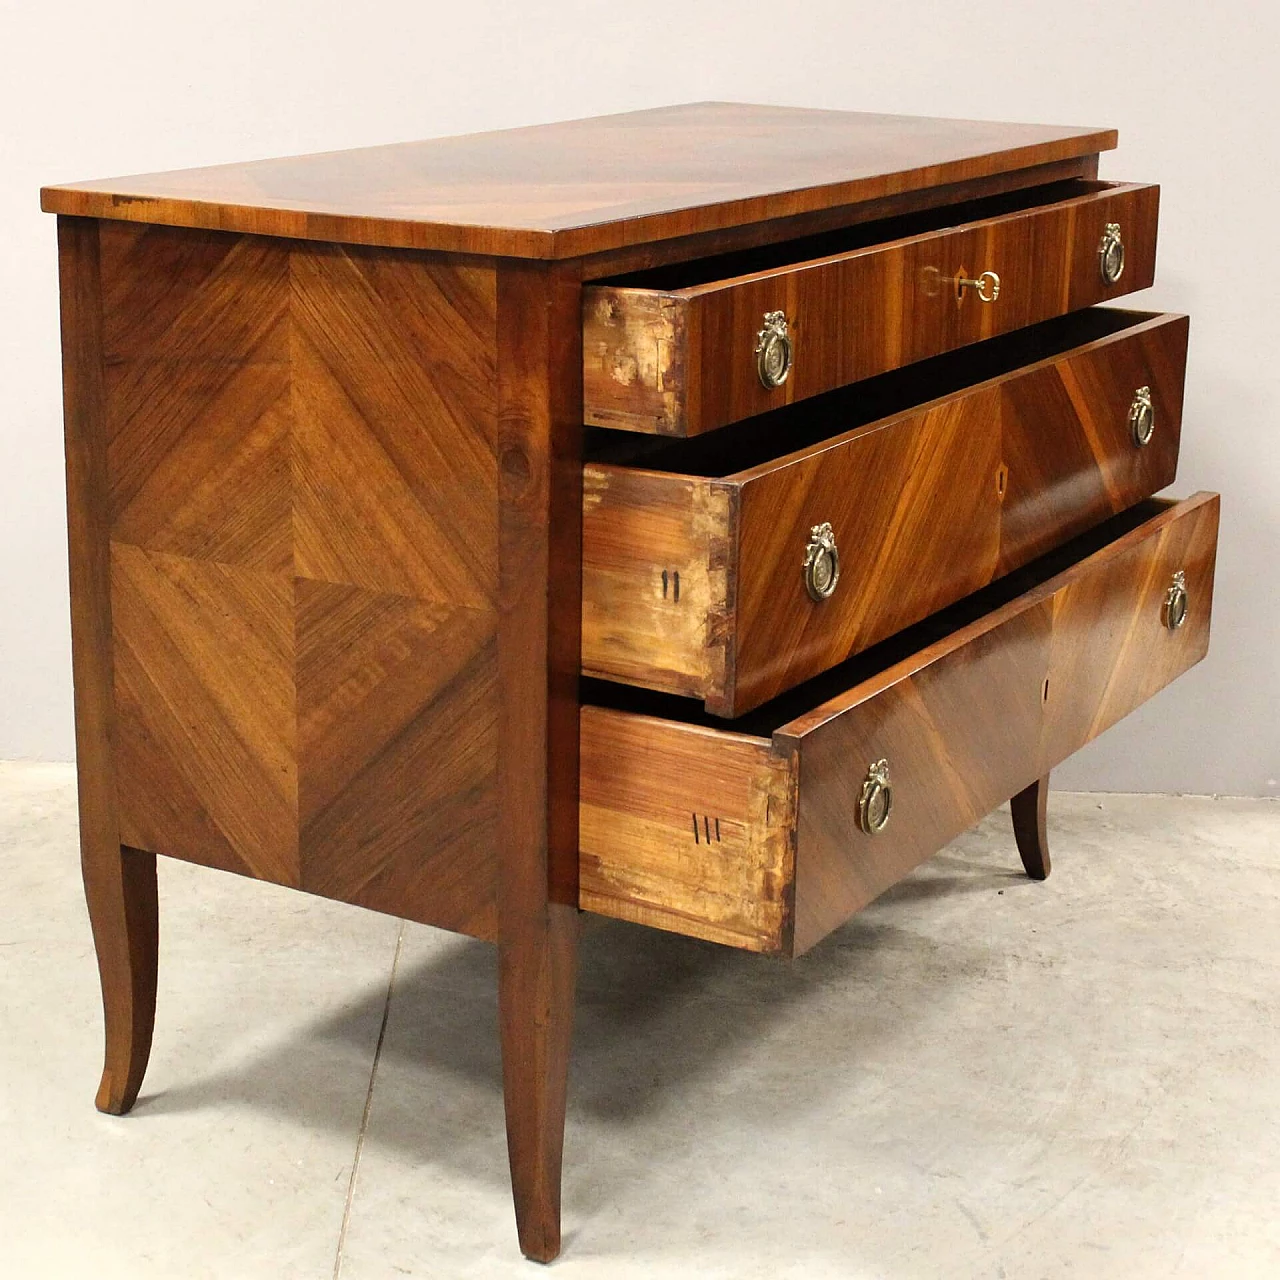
[499,905,580,1262]
[1010,774,1051,880]
[495,261,584,1261]
[58,217,159,1116]
[84,844,158,1113]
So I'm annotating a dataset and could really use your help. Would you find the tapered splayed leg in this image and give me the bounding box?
[57,219,160,1117]
[1011,774,1051,880]
[494,261,585,1261]
[83,844,158,1114]
[499,905,580,1263]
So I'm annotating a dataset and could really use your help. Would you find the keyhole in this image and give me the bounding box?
[1042,676,1051,704]
[997,464,1009,500]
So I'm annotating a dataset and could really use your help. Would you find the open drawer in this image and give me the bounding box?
[579,493,1219,956]
[583,179,1159,436]
[583,308,1189,716]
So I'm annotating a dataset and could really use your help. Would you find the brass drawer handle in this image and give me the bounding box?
[755,310,793,388]
[858,759,893,834]
[803,522,840,601]
[1163,570,1189,630]
[957,269,1001,303]
[1129,386,1155,447]
[1099,222,1126,284]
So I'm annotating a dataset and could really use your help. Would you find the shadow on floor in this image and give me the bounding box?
[135,843,1030,1198]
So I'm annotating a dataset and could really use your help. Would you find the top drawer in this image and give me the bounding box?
[583,180,1159,436]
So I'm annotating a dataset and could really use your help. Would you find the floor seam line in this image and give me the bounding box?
[333,918,406,1280]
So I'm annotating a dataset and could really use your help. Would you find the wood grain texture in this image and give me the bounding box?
[581,466,734,700]
[578,708,794,952]
[41,103,1116,260]
[1036,494,1218,769]
[91,219,500,938]
[582,310,1188,714]
[579,493,1219,956]
[1011,775,1051,880]
[58,216,159,1116]
[494,262,584,1264]
[580,155,1100,281]
[584,181,1158,436]
[999,312,1187,568]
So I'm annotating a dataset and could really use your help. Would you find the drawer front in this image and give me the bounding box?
[582,310,1189,715]
[579,493,1219,955]
[584,182,1159,437]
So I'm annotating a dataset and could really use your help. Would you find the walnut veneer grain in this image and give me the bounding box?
[580,494,1219,955]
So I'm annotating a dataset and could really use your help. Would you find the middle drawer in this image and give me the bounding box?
[582,307,1188,716]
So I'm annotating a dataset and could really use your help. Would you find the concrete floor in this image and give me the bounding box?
[1,762,1277,1279]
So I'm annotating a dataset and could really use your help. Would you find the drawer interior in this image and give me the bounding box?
[586,307,1158,478]
[582,496,1178,738]
[601,178,1118,291]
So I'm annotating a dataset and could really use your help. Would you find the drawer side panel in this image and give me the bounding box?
[578,707,794,953]
[581,466,732,701]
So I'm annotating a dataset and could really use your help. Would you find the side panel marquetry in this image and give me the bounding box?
[88,219,500,937]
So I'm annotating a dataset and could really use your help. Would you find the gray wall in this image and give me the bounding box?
[2,0,1276,795]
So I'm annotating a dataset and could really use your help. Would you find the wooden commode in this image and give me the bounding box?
[41,103,1218,1262]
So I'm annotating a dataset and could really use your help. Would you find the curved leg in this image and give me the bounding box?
[1011,774,1051,880]
[84,844,158,1114]
[58,219,158,1118]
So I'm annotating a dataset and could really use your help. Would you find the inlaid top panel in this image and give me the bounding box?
[41,102,1116,260]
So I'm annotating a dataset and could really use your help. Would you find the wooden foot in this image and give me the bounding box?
[1011,774,1051,880]
[83,844,158,1114]
[499,905,580,1263]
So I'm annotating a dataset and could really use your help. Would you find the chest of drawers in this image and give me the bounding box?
[41,102,1218,1263]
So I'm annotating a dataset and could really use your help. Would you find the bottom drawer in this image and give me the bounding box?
[579,493,1219,956]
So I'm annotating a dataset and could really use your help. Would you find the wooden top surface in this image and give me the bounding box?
[41,102,1116,260]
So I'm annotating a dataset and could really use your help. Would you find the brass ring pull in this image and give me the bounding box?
[858,759,893,834]
[1129,386,1155,447]
[755,310,793,389]
[1099,222,1126,284]
[958,270,1001,303]
[1163,570,1189,631]
[803,522,840,601]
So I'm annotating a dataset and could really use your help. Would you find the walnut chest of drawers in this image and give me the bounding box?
[41,102,1218,1263]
